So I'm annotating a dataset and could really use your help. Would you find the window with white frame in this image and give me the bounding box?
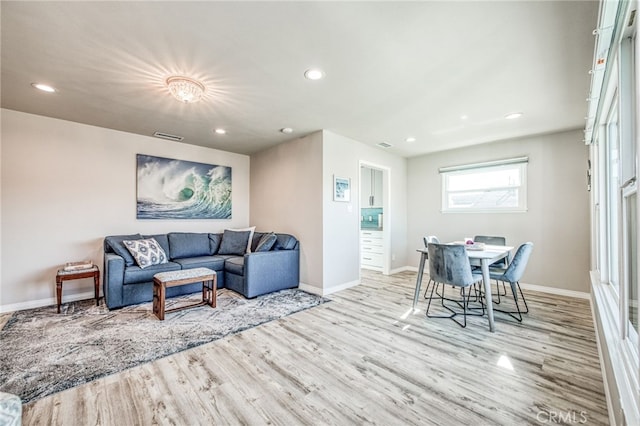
[440,158,528,213]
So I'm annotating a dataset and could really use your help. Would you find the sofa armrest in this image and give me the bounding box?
[104,253,125,309]
[244,249,300,298]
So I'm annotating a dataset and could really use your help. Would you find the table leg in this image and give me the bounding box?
[481,259,495,332]
[153,282,166,320]
[56,277,62,314]
[212,275,217,308]
[94,272,100,306]
[412,252,428,310]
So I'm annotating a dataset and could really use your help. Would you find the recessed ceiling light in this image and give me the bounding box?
[504,112,523,120]
[280,127,293,134]
[304,69,324,80]
[214,128,226,135]
[31,83,56,93]
[405,137,416,143]
[460,115,468,120]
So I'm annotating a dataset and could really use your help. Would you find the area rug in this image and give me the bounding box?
[0,288,327,404]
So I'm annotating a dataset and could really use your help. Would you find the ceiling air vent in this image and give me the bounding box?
[153,131,184,142]
[377,142,393,148]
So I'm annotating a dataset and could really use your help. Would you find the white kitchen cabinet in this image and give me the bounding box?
[360,166,383,208]
[360,230,384,270]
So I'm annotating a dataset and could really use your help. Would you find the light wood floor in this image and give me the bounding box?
[22,270,608,425]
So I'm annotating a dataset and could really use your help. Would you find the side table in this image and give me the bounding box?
[55,265,100,313]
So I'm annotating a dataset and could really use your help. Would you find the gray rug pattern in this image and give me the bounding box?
[0,289,327,404]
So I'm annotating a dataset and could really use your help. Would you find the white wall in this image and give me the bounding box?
[407,129,590,293]
[322,130,408,291]
[250,130,407,294]
[250,132,324,290]
[1,109,250,311]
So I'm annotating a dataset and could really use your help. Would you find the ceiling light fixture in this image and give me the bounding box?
[166,76,205,103]
[504,112,523,120]
[304,69,324,80]
[280,127,293,134]
[214,128,226,135]
[405,137,416,143]
[31,83,56,93]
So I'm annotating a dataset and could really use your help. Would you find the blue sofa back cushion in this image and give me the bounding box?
[105,234,143,266]
[168,232,211,260]
[143,234,170,257]
[250,232,264,252]
[218,230,251,256]
[209,233,222,254]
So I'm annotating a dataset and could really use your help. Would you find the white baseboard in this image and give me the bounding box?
[0,291,99,314]
[297,282,323,296]
[382,266,591,299]
[298,280,360,297]
[519,282,590,299]
[391,266,418,274]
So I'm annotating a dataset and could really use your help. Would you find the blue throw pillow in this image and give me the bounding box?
[218,230,252,256]
[255,232,277,252]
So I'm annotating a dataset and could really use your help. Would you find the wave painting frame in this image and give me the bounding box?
[136,154,232,219]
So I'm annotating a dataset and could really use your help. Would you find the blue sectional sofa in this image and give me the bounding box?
[103,231,300,309]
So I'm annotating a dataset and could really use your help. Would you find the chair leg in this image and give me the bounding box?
[515,282,529,314]
[423,279,443,300]
[426,284,484,327]
[492,280,528,322]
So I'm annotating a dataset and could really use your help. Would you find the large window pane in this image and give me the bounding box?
[442,162,526,213]
[606,106,620,290]
[626,191,638,336]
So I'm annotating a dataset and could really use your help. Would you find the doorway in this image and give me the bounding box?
[359,161,391,275]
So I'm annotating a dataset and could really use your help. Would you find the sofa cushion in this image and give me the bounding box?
[250,232,264,252]
[224,256,245,275]
[123,261,181,284]
[143,234,170,258]
[273,234,298,250]
[218,230,251,256]
[105,234,143,267]
[168,233,211,259]
[174,256,225,271]
[209,233,222,254]
[255,232,277,252]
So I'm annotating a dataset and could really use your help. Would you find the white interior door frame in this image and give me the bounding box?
[359,160,391,275]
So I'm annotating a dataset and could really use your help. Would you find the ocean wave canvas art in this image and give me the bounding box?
[136,154,232,219]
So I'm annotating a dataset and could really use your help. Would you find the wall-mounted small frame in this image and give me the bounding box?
[333,176,351,202]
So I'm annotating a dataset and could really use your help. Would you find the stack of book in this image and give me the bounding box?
[63,260,94,271]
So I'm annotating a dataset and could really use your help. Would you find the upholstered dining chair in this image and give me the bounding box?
[422,235,440,300]
[473,235,509,303]
[426,243,485,328]
[488,242,533,322]
[423,235,440,248]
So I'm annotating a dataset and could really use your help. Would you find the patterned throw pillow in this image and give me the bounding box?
[123,238,168,269]
[255,232,277,252]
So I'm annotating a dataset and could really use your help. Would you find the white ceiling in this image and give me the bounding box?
[1,1,598,157]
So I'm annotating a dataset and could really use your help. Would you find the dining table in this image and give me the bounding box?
[412,243,514,332]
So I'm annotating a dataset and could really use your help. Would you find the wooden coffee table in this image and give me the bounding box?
[152,267,217,320]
